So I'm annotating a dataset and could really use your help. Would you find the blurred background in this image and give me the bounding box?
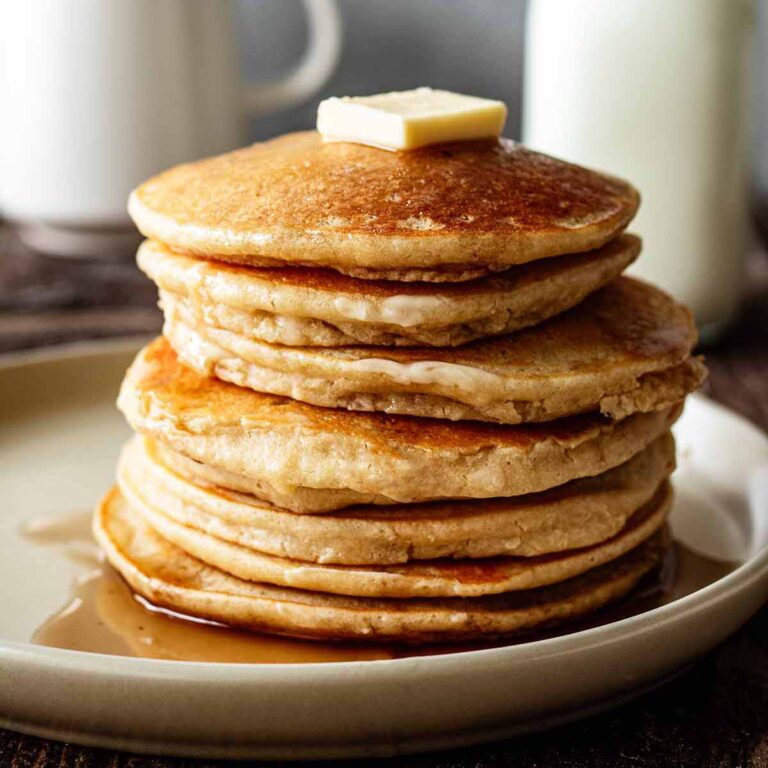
[236,1,526,140]
[0,0,765,425]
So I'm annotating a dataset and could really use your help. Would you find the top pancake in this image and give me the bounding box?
[129,132,640,281]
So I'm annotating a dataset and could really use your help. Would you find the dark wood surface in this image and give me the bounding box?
[1,223,767,767]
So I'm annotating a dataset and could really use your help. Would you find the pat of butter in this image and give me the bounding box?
[317,88,507,151]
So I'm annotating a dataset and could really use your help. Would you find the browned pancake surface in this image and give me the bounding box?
[132,337,662,454]
[130,132,639,273]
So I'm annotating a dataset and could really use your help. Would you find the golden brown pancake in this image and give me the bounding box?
[117,481,669,598]
[141,234,639,347]
[118,433,675,565]
[153,439,374,514]
[94,487,666,643]
[129,132,640,281]
[164,277,705,424]
[117,338,681,510]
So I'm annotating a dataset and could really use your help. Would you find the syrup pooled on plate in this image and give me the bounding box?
[25,510,738,663]
[33,566,394,663]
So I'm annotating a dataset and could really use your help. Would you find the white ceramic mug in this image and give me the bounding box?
[0,0,341,256]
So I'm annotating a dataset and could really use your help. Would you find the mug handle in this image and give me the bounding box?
[242,0,342,118]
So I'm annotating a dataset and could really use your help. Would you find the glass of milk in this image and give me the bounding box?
[524,0,754,342]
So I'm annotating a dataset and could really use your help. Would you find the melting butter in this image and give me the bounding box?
[332,294,451,327]
[345,357,505,402]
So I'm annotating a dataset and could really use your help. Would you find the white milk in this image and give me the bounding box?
[524,0,754,338]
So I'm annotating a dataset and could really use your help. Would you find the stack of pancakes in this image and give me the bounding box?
[95,133,705,644]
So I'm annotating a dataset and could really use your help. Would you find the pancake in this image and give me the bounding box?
[154,440,377,514]
[118,481,669,598]
[164,277,705,424]
[140,234,639,347]
[128,132,640,282]
[95,488,665,643]
[118,338,681,510]
[118,433,675,565]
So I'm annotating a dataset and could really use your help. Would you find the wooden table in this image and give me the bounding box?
[1,224,767,767]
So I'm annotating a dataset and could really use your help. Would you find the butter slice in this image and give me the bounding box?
[317,88,507,151]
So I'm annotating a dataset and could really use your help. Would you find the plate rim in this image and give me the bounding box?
[1,337,767,681]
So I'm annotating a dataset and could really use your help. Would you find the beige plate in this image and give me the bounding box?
[0,339,767,760]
